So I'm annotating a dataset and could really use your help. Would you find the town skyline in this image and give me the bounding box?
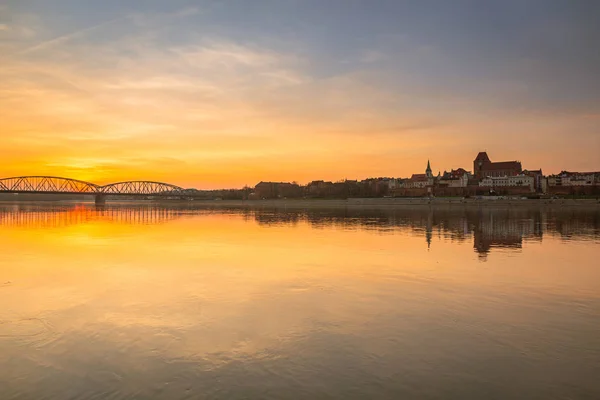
[5,150,596,200]
[2,149,599,191]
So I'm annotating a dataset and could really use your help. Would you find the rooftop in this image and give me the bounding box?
[474,152,491,162]
[410,174,430,181]
[482,161,522,170]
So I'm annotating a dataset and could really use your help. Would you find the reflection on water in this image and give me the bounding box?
[1,202,598,260]
[0,202,599,399]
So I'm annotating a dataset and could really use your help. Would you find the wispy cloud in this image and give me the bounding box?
[2,1,599,186]
[130,5,202,27]
[173,6,201,18]
[19,17,122,55]
[175,40,286,69]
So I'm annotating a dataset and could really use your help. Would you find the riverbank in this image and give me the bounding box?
[153,197,600,209]
[2,197,599,209]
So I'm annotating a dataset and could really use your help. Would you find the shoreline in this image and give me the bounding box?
[142,197,600,209]
[1,197,599,209]
[182,198,600,209]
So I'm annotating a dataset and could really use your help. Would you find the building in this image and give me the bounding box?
[479,174,535,192]
[523,169,544,192]
[358,178,390,197]
[546,171,600,195]
[387,179,399,190]
[306,180,333,196]
[405,175,430,189]
[474,152,522,179]
[387,178,407,190]
[548,171,599,186]
[438,168,470,188]
[254,181,302,199]
[406,160,435,189]
[306,180,365,198]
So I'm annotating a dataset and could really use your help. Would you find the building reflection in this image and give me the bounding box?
[247,207,598,260]
[0,203,598,260]
[472,211,541,260]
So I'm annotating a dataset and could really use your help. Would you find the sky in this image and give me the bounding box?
[1,0,599,188]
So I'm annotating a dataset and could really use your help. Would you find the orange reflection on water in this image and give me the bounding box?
[1,203,600,398]
[1,203,599,309]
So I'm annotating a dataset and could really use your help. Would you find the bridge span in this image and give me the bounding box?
[0,176,189,204]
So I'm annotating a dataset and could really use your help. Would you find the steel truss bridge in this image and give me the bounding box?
[0,176,192,204]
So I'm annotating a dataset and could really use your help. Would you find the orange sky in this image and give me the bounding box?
[1,2,599,189]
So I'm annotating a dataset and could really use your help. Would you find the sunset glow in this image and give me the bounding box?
[1,1,599,188]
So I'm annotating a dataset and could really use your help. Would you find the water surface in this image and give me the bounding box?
[1,203,599,399]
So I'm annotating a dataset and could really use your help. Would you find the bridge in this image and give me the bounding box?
[0,176,190,204]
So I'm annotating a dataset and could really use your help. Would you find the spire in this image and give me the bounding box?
[426,159,433,177]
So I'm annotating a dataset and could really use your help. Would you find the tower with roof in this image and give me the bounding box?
[426,160,433,178]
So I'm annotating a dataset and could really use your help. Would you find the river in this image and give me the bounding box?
[1,202,599,399]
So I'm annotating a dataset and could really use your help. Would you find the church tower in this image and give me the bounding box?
[426,160,433,178]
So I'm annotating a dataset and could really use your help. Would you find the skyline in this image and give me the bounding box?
[2,1,600,189]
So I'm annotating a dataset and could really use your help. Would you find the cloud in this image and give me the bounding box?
[174,40,292,70]
[130,5,202,27]
[1,1,599,186]
[14,5,201,55]
[173,6,201,18]
[19,17,122,55]
[360,50,387,64]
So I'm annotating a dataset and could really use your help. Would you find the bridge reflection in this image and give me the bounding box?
[0,204,188,227]
[0,203,598,259]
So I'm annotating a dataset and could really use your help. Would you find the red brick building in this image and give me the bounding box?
[446,168,469,179]
[474,152,522,179]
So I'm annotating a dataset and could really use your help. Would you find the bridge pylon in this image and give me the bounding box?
[95,194,106,205]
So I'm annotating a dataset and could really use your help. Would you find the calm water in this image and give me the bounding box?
[1,202,599,399]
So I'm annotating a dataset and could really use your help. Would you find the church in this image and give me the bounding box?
[474,152,522,179]
[405,160,436,189]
